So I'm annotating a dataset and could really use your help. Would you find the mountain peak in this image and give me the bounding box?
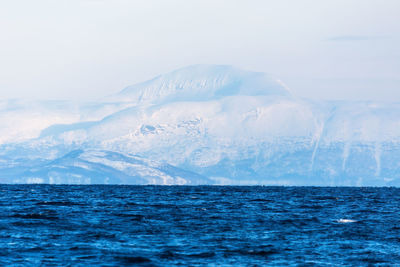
[116,64,290,104]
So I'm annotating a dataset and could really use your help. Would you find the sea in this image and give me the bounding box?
[0,185,399,266]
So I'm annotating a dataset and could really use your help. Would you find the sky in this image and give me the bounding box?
[0,0,399,102]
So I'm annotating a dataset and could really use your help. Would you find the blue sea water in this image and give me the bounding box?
[0,185,399,266]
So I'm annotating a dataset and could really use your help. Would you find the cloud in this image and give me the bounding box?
[326,35,387,42]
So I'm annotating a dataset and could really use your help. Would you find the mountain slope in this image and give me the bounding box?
[1,150,210,185]
[0,65,399,185]
[115,64,291,104]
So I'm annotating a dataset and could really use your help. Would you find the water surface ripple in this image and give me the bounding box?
[1,185,400,265]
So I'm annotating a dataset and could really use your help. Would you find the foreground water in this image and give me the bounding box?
[0,185,399,266]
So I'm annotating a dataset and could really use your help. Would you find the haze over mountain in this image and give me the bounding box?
[1,65,399,186]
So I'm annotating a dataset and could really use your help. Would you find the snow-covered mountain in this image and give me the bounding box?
[0,64,400,185]
[114,64,290,104]
[0,99,134,145]
[0,149,210,185]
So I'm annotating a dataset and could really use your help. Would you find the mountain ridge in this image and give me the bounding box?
[115,64,291,104]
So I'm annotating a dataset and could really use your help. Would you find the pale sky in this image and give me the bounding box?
[0,0,399,101]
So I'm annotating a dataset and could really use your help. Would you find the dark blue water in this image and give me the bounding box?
[1,185,400,266]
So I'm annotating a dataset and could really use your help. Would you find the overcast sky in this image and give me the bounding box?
[0,0,399,101]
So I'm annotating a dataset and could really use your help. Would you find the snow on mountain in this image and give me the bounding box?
[0,65,400,185]
[0,99,135,146]
[114,64,291,104]
[1,149,210,185]
[0,99,79,145]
